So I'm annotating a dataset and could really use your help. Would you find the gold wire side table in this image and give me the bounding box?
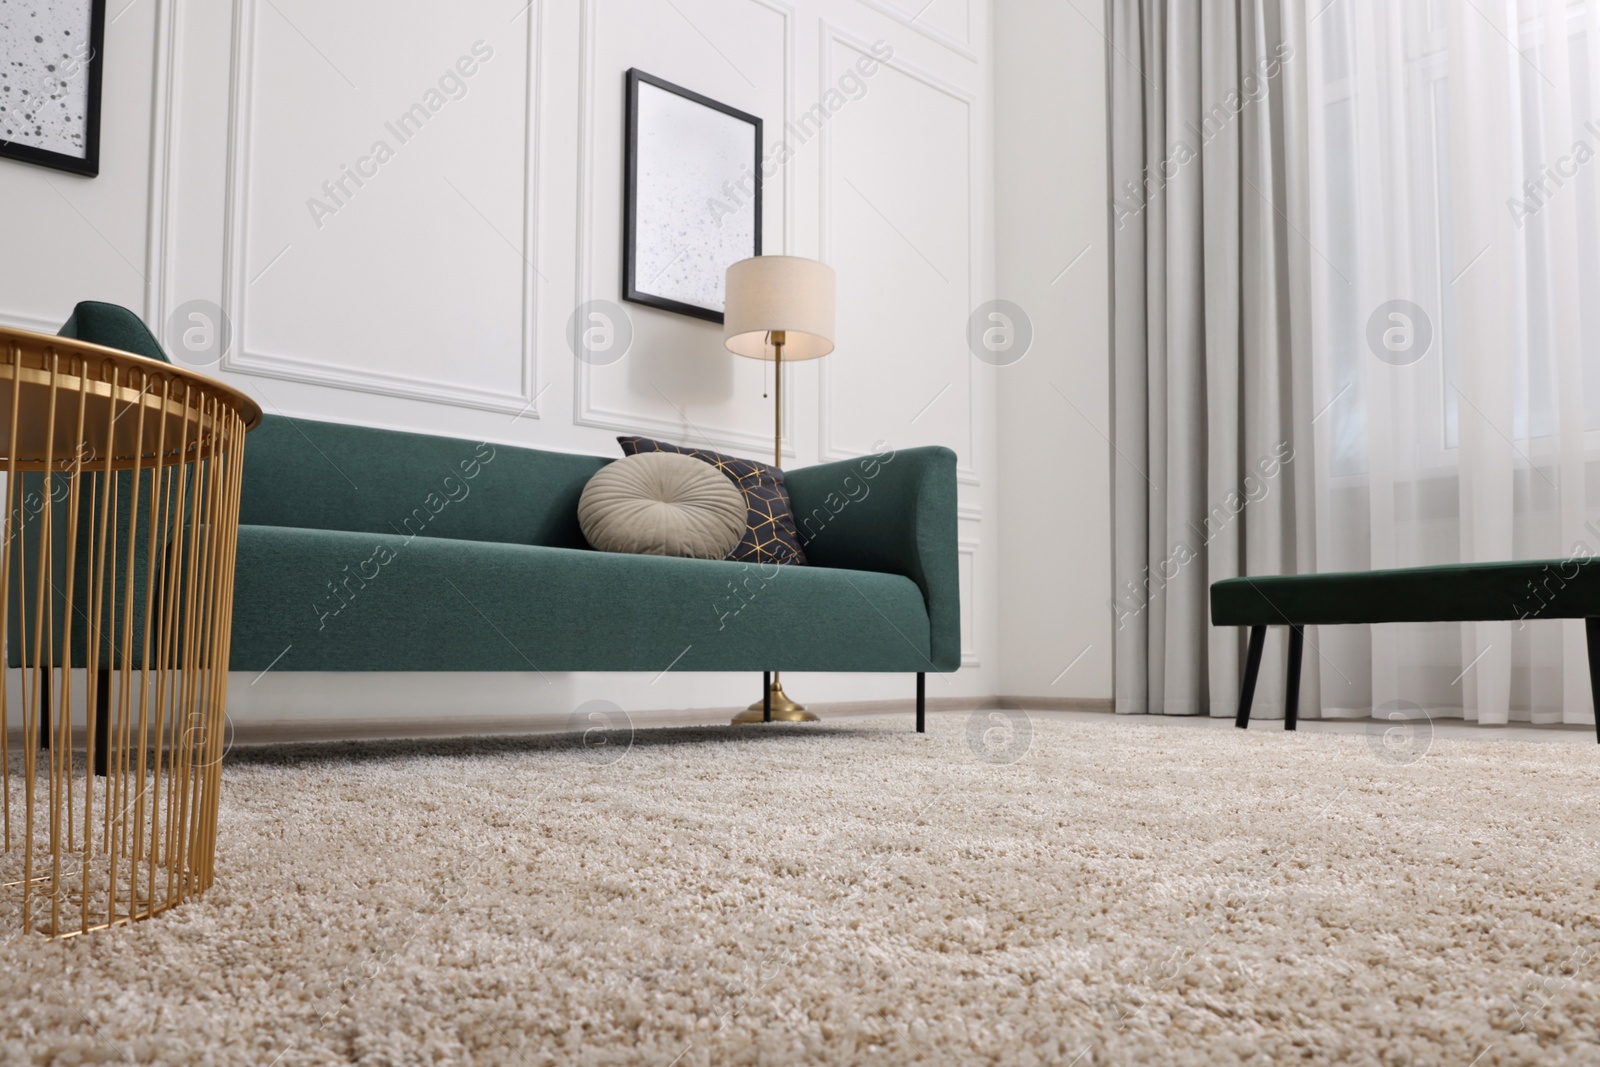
[0,326,260,937]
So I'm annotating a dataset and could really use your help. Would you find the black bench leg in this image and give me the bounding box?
[1235,625,1267,730]
[916,673,926,733]
[1588,619,1600,745]
[1284,625,1304,732]
[763,671,772,723]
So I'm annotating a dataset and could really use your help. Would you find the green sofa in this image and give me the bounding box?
[23,302,960,738]
[233,416,960,724]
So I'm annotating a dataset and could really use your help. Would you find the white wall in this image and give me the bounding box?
[0,0,1003,727]
[994,0,1114,702]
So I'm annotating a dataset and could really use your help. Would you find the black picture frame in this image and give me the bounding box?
[623,68,762,324]
[0,0,105,177]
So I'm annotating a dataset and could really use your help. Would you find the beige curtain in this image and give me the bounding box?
[1109,0,1318,717]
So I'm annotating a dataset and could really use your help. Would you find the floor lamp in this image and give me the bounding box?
[723,255,837,724]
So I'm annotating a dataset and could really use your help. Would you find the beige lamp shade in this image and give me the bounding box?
[723,255,836,361]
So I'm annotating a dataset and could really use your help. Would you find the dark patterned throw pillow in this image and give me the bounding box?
[617,436,807,566]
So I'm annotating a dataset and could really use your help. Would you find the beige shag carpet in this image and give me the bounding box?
[4,713,1600,1065]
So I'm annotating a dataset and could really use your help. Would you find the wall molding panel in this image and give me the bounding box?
[144,0,181,326]
[853,0,975,61]
[216,0,546,418]
[816,21,979,486]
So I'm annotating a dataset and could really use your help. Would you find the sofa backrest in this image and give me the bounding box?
[56,299,173,363]
[240,415,610,549]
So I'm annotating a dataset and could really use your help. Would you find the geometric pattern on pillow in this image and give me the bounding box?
[617,435,808,566]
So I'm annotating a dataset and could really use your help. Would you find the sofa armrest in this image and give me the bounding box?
[784,445,960,672]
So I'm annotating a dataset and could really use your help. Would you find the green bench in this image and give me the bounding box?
[1210,559,1600,740]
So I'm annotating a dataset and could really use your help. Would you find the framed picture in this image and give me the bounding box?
[0,0,105,177]
[624,68,762,324]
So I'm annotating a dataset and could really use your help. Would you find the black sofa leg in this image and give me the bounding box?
[1235,625,1267,730]
[1284,625,1304,732]
[763,671,772,723]
[39,669,50,750]
[916,673,926,734]
[1588,619,1600,745]
[92,669,109,778]
[36,670,110,776]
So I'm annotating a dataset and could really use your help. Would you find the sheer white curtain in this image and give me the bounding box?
[1308,0,1600,724]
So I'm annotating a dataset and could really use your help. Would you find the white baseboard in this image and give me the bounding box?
[0,697,998,748]
[996,695,1115,712]
[2,696,1140,748]
[225,696,998,744]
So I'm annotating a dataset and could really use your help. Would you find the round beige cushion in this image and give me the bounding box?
[578,452,746,560]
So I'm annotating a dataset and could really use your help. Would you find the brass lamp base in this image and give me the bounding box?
[733,676,819,724]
